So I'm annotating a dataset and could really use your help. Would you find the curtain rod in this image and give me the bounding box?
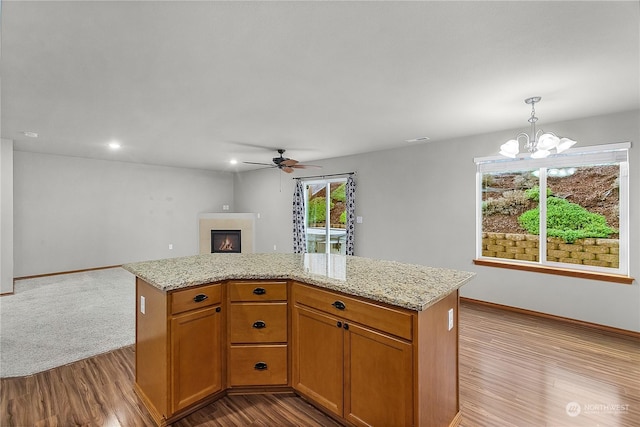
[293,172,355,180]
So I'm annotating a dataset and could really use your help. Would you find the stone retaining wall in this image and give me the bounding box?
[481,232,619,268]
[309,223,346,229]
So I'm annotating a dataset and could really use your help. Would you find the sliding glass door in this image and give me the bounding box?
[304,178,347,254]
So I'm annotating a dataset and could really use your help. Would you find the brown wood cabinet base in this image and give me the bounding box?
[134,385,462,427]
[135,278,461,427]
[134,384,226,427]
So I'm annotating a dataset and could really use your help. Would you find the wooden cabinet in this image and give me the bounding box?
[229,303,287,343]
[344,321,413,427]
[170,283,224,413]
[136,277,460,427]
[292,304,344,416]
[292,282,413,426]
[170,304,223,412]
[291,282,459,427]
[227,281,288,388]
[135,279,224,426]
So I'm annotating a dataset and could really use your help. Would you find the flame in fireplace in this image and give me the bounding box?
[219,236,234,251]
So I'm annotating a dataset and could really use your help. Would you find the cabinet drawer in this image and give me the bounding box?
[228,281,287,302]
[229,345,288,386]
[170,283,222,315]
[229,303,287,343]
[292,283,413,341]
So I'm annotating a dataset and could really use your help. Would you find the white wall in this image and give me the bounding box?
[13,152,234,277]
[234,110,640,332]
[0,139,14,292]
[234,171,295,254]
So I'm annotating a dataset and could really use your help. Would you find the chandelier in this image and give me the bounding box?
[499,96,576,159]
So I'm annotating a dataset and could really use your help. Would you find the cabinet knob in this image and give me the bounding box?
[254,362,268,371]
[336,321,342,328]
[193,294,208,303]
[215,307,221,313]
[252,320,266,329]
[253,287,266,295]
[332,300,346,310]
[343,323,349,330]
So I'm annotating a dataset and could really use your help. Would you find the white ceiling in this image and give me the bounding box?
[2,1,638,172]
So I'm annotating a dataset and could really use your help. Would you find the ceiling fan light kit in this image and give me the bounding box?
[243,149,321,173]
[499,96,577,159]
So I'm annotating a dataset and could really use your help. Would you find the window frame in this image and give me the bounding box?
[474,142,632,283]
[302,176,348,255]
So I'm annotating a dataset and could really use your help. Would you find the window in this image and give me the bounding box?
[474,143,630,279]
[304,178,348,254]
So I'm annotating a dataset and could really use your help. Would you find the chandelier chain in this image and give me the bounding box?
[528,102,538,123]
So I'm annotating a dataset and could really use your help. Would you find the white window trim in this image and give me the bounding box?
[475,142,631,277]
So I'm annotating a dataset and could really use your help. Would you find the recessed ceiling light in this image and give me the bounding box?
[229,159,238,165]
[108,141,121,150]
[22,131,39,138]
[405,136,430,143]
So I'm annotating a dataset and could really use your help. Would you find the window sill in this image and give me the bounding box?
[473,259,634,285]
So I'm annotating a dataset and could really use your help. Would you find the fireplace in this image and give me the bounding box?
[211,230,241,253]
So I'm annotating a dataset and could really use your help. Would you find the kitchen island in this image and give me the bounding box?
[124,253,475,427]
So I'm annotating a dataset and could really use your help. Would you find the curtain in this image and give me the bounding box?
[345,175,356,255]
[292,180,306,253]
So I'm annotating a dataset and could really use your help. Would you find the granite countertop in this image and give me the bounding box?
[123,253,475,311]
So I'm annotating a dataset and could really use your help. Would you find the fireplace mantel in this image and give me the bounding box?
[198,213,256,254]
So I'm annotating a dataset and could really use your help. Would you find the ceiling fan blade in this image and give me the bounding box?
[281,166,295,173]
[243,161,274,166]
[280,159,299,167]
[291,164,322,169]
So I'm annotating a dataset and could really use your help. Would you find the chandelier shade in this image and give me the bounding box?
[557,137,578,152]
[500,97,576,159]
[536,133,560,151]
[499,140,519,158]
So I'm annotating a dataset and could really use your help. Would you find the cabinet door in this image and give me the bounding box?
[344,323,413,427]
[171,305,223,413]
[292,304,344,417]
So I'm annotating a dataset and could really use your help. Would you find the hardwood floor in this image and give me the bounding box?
[1,302,638,426]
[459,301,639,427]
[0,345,340,427]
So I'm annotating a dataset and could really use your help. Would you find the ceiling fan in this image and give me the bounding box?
[243,149,320,173]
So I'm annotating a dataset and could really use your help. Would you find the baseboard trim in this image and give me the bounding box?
[13,265,123,282]
[461,297,639,339]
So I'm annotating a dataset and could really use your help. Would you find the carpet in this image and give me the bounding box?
[0,267,135,378]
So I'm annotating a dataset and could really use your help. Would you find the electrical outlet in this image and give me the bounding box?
[356,216,363,223]
[141,296,146,314]
[448,308,454,331]
[223,205,230,211]
[273,244,277,251]
[169,243,173,250]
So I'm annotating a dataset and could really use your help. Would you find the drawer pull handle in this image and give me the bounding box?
[252,320,266,329]
[332,300,346,310]
[253,287,267,295]
[254,362,268,371]
[193,294,208,303]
